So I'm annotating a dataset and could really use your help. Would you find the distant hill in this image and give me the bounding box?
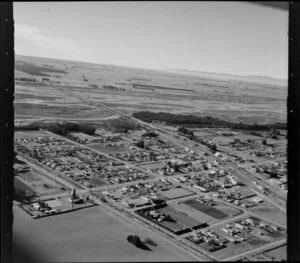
[15,54,287,87]
[163,69,287,87]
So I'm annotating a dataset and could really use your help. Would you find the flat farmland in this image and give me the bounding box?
[15,102,113,119]
[13,205,198,262]
[15,130,50,140]
[15,55,287,124]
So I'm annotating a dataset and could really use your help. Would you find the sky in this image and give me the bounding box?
[14,2,288,79]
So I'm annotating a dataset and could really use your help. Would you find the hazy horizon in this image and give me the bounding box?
[14,2,288,79]
[15,53,288,83]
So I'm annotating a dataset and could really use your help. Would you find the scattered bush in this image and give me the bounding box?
[127,234,151,250]
[135,140,145,148]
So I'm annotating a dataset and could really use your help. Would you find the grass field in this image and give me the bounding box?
[13,205,198,262]
[16,170,66,196]
[184,199,227,219]
[90,177,109,187]
[249,201,287,227]
[15,103,113,119]
[161,187,196,200]
[157,205,203,232]
[262,245,287,260]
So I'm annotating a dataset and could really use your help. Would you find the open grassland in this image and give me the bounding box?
[15,55,287,124]
[15,102,113,119]
[13,205,198,262]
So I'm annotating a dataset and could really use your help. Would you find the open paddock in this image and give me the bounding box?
[15,93,62,101]
[15,54,287,125]
[262,245,287,261]
[156,205,204,233]
[183,199,227,220]
[90,177,109,187]
[248,201,287,227]
[171,201,216,224]
[16,169,67,196]
[13,205,198,262]
[15,130,50,140]
[161,187,196,200]
[15,102,113,119]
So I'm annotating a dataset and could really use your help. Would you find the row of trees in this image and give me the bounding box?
[133,111,286,131]
[15,122,96,135]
